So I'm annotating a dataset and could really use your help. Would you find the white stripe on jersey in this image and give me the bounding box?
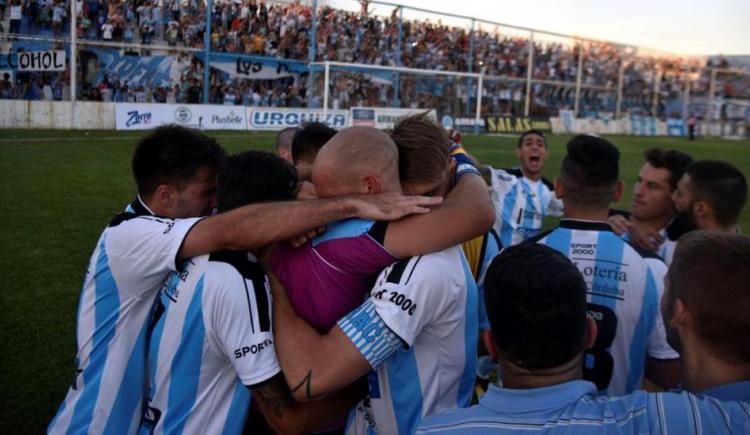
[49,211,201,435]
[536,219,677,396]
[344,246,478,435]
[489,167,563,248]
[143,251,280,435]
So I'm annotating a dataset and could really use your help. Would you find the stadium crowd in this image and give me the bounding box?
[3,0,748,117]
[47,116,749,434]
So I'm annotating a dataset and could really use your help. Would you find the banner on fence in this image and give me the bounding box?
[17,50,66,72]
[452,117,486,133]
[629,115,658,136]
[83,48,173,89]
[207,53,307,80]
[666,118,685,137]
[484,115,552,133]
[247,107,349,130]
[352,107,436,130]
[115,103,247,130]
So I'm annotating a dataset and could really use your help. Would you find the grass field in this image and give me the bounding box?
[1,129,749,433]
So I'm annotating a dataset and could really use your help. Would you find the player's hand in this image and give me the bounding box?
[629,224,663,252]
[349,192,443,221]
[289,226,326,248]
[607,214,632,236]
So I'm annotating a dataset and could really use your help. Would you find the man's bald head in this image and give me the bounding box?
[312,127,401,198]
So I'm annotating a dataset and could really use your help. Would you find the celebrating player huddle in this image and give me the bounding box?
[49,121,749,435]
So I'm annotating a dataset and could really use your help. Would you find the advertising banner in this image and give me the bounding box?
[666,118,685,137]
[352,107,436,130]
[115,103,247,130]
[351,108,376,127]
[247,107,349,131]
[452,117,486,133]
[484,115,552,133]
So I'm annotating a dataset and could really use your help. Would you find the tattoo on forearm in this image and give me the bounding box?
[255,376,296,419]
[291,370,313,399]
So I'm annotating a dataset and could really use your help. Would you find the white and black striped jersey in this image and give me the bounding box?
[532,219,678,396]
[489,167,563,248]
[49,198,202,435]
[141,251,279,435]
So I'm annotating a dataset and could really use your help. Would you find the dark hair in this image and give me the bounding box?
[216,151,298,212]
[643,148,693,190]
[390,112,451,186]
[518,129,547,148]
[484,243,588,370]
[132,124,226,197]
[685,160,747,227]
[292,122,337,165]
[559,135,620,209]
[668,231,750,364]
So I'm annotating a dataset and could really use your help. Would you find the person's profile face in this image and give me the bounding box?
[172,166,219,218]
[632,162,673,221]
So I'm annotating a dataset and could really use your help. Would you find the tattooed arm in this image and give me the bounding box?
[250,373,366,434]
[268,271,375,402]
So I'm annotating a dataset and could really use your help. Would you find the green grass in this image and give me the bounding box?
[0,130,748,433]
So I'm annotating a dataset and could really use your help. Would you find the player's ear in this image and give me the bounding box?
[483,330,500,362]
[671,298,691,328]
[693,201,709,220]
[362,175,382,194]
[612,180,625,202]
[554,177,565,199]
[154,184,176,208]
[584,317,598,351]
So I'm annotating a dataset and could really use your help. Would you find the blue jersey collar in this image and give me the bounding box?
[700,381,750,402]
[480,380,597,413]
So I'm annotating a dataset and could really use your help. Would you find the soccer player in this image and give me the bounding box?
[275,126,296,163]
[532,135,679,396]
[417,243,750,434]
[268,125,486,434]
[269,122,494,332]
[608,148,693,264]
[672,160,747,232]
[661,231,750,401]
[141,151,362,434]
[483,129,563,248]
[292,121,337,181]
[48,125,440,435]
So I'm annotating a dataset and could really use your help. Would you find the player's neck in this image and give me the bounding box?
[563,203,610,223]
[498,356,583,390]
[697,218,736,233]
[681,340,750,393]
[521,169,542,182]
[140,195,172,218]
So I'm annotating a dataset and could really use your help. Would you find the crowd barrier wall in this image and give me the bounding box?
[0,101,745,139]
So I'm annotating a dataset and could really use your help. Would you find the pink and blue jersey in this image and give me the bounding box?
[269,218,397,332]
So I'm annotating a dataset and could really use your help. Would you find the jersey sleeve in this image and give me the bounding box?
[106,216,203,297]
[488,168,515,199]
[205,263,281,386]
[368,256,453,347]
[644,260,679,360]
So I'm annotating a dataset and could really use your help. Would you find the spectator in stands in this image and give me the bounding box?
[9,0,22,34]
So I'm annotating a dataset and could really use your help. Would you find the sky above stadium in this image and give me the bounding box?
[350,0,750,56]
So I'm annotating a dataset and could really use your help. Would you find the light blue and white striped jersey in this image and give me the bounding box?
[49,198,203,435]
[339,246,479,434]
[533,219,678,396]
[141,251,279,435]
[417,381,750,434]
[489,167,564,248]
[623,227,677,265]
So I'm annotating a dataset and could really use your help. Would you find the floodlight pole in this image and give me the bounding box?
[708,67,717,119]
[682,75,691,121]
[203,0,213,104]
[323,61,330,118]
[524,31,534,117]
[615,59,624,119]
[466,18,475,116]
[651,68,661,118]
[474,69,483,134]
[70,0,77,104]
[573,41,583,118]
[394,6,403,107]
[307,0,318,107]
